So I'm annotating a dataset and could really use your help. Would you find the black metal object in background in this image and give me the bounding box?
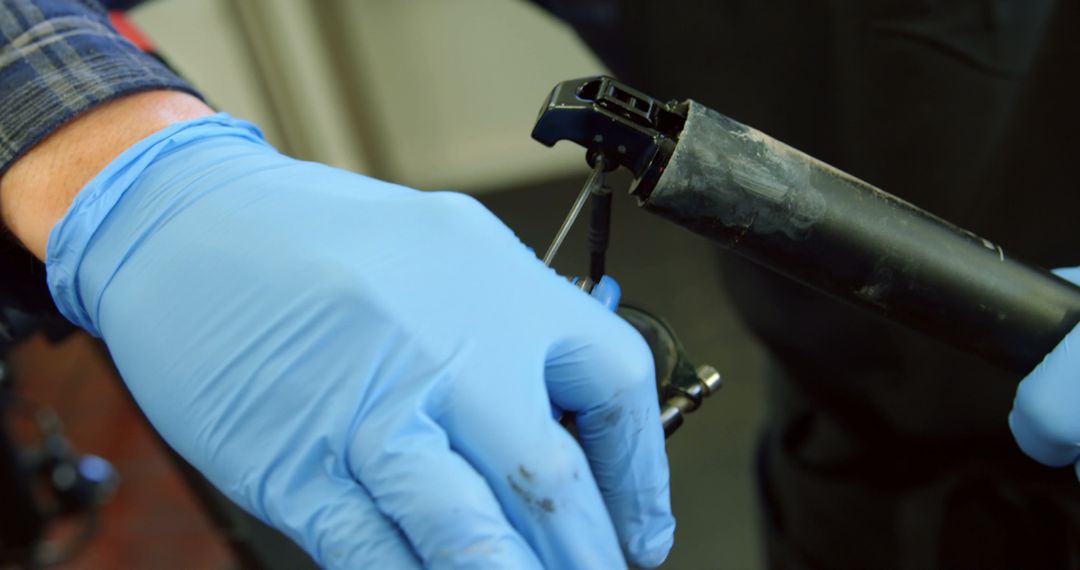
[533,76,1080,374]
[0,309,125,568]
[0,360,47,566]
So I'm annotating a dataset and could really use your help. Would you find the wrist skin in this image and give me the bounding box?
[0,90,214,261]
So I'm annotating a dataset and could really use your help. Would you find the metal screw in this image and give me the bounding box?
[695,365,722,395]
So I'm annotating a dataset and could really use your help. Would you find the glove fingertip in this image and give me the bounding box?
[1009,406,1080,468]
[1051,266,1080,285]
[626,516,676,569]
[590,275,622,311]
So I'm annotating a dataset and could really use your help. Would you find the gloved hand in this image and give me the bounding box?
[1009,266,1080,480]
[47,115,674,568]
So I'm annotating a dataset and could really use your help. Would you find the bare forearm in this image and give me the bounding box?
[0,91,213,260]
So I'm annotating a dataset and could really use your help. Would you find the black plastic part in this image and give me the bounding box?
[637,102,1080,374]
[588,188,613,282]
[532,76,683,180]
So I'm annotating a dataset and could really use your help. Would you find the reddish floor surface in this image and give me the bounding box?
[8,333,235,569]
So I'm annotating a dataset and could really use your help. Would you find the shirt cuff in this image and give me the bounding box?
[0,0,203,177]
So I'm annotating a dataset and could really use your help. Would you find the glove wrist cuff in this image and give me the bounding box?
[45,113,266,335]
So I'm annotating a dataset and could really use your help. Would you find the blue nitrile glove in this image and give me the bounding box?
[1009,266,1080,480]
[46,115,674,568]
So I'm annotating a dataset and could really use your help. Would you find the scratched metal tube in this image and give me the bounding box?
[635,101,1080,374]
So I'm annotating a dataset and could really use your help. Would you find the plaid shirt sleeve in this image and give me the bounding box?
[0,0,202,178]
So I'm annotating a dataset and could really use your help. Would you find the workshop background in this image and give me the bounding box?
[10,0,770,567]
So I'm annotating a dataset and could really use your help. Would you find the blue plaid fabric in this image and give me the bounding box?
[0,0,200,177]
